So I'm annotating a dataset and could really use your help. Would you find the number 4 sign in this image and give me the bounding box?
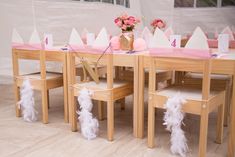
[170,35,181,48]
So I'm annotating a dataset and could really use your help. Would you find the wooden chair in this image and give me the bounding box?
[67,52,133,141]
[183,72,232,126]
[147,57,225,157]
[12,48,65,124]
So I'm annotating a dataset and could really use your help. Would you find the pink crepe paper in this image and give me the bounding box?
[12,43,42,50]
[149,47,211,59]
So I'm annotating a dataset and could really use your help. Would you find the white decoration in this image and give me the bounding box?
[185,27,209,50]
[221,26,235,40]
[163,92,188,157]
[69,28,84,46]
[170,35,181,48]
[81,28,89,39]
[148,28,171,48]
[77,88,99,140]
[218,34,229,53]
[29,29,41,44]
[17,79,37,122]
[141,27,153,46]
[86,33,95,46]
[164,26,174,40]
[12,29,24,44]
[93,27,109,47]
[44,33,53,49]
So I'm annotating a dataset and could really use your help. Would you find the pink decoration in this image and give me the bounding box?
[133,38,147,51]
[207,39,218,48]
[114,13,140,32]
[110,36,120,50]
[12,43,42,50]
[149,48,211,59]
[151,18,166,29]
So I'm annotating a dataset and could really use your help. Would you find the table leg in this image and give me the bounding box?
[137,56,145,138]
[63,54,69,123]
[133,56,139,137]
[228,75,235,157]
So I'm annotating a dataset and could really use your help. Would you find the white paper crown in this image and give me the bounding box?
[164,26,174,40]
[81,28,89,39]
[29,29,41,44]
[221,26,235,40]
[92,27,109,47]
[148,28,171,48]
[69,28,84,46]
[141,27,153,46]
[12,28,24,44]
[185,27,209,50]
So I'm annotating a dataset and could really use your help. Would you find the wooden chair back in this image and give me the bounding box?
[149,57,211,100]
[69,52,113,89]
[12,48,47,80]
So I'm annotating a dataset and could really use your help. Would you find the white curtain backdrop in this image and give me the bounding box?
[0,0,141,75]
[0,0,235,76]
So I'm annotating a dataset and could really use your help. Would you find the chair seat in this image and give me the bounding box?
[73,79,131,91]
[145,69,169,73]
[157,86,221,101]
[186,72,231,80]
[19,72,63,80]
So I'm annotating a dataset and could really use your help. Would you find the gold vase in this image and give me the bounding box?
[120,31,134,51]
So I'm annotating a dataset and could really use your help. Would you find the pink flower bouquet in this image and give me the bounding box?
[151,18,166,29]
[114,13,140,32]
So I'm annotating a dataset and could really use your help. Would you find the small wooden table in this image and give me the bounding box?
[138,51,235,157]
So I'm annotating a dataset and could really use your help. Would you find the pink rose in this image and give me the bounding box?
[117,21,122,27]
[114,18,120,24]
[121,25,127,31]
[121,13,128,20]
[157,22,164,28]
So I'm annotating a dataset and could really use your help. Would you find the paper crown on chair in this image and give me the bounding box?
[164,26,174,40]
[148,28,171,48]
[185,27,209,50]
[141,27,153,46]
[12,28,24,44]
[92,27,110,48]
[69,28,84,46]
[221,26,235,40]
[29,29,41,44]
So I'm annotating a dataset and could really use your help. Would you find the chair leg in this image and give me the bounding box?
[14,85,21,117]
[107,100,114,141]
[147,97,155,148]
[198,109,209,157]
[41,89,49,124]
[71,96,78,132]
[120,98,125,111]
[216,103,225,144]
[47,90,50,109]
[224,81,232,127]
[98,101,105,121]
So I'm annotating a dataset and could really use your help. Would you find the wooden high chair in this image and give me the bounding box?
[147,57,225,157]
[67,51,133,141]
[12,48,65,124]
